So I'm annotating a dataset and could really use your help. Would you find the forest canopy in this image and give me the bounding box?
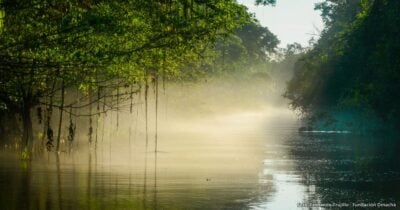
[285,0,400,132]
[0,0,278,153]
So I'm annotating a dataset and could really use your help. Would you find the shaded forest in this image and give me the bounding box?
[285,0,400,133]
[0,0,278,157]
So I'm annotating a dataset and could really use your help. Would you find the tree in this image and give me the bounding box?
[285,0,400,132]
[0,0,255,153]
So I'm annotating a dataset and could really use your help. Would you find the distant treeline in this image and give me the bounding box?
[285,0,400,132]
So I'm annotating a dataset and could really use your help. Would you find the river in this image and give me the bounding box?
[0,106,399,209]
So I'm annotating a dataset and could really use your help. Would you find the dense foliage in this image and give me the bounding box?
[0,0,278,151]
[285,0,400,132]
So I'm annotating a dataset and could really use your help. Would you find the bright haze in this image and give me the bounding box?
[238,0,324,47]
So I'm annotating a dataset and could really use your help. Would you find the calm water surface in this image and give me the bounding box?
[0,107,399,209]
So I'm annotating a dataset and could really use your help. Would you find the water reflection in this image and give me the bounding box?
[288,133,400,206]
[253,130,400,209]
[0,108,399,209]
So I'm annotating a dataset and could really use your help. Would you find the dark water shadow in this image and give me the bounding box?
[289,132,400,205]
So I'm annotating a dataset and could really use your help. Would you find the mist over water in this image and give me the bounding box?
[1,78,399,209]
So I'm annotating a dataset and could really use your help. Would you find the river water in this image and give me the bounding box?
[0,107,399,209]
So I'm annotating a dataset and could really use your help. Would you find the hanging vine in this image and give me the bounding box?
[67,107,76,143]
[116,75,120,128]
[154,75,159,154]
[56,77,65,152]
[45,99,54,151]
[88,86,93,144]
[130,85,134,114]
[144,74,149,150]
[45,79,56,151]
[36,106,42,124]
